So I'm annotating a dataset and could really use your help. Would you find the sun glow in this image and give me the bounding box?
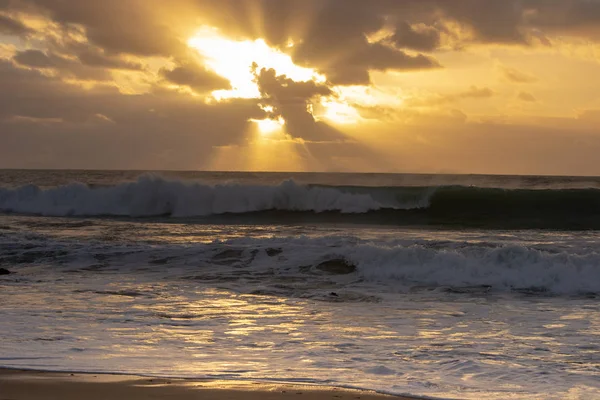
[318,99,362,124]
[188,27,325,101]
[251,116,285,135]
[187,27,371,134]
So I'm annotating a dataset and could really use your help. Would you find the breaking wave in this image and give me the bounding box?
[2,232,600,296]
[0,175,397,217]
[2,175,600,229]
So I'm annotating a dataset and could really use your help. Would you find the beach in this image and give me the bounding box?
[0,369,406,400]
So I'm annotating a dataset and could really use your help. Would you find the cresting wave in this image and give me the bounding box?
[0,175,394,216]
[2,175,600,229]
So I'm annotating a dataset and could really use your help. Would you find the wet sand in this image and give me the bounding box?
[0,368,416,400]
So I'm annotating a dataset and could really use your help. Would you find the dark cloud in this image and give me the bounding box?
[437,0,528,44]
[255,67,332,103]
[10,0,189,56]
[293,34,440,86]
[13,49,60,68]
[5,1,600,57]
[502,66,538,83]
[13,49,112,81]
[0,59,265,169]
[390,21,442,52]
[13,44,147,79]
[285,1,440,84]
[254,67,338,141]
[526,0,600,39]
[75,46,144,71]
[2,0,600,173]
[332,42,439,84]
[250,66,393,170]
[0,59,389,171]
[3,0,600,88]
[0,13,31,35]
[517,91,537,102]
[160,63,231,92]
[0,59,125,121]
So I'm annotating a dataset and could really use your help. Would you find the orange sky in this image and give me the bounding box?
[1,0,600,175]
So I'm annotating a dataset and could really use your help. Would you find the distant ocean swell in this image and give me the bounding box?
[2,175,600,229]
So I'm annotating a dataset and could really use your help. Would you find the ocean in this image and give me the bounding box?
[0,170,599,399]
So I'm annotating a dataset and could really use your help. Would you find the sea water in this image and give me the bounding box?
[0,170,599,399]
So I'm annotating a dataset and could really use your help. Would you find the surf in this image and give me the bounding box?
[2,174,600,229]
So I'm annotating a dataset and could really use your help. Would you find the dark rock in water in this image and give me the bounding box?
[266,248,283,257]
[0,268,11,275]
[315,259,356,275]
[330,292,339,297]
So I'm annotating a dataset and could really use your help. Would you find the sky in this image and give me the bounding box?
[1,0,600,175]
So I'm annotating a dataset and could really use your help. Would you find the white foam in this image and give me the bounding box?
[0,175,401,217]
[3,229,598,295]
[348,242,600,295]
[206,236,600,295]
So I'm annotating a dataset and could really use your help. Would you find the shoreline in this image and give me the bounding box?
[0,368,420,400]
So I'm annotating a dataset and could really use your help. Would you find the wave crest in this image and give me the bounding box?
[0,175,408,217]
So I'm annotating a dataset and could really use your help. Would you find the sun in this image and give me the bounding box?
[188,27,325,101]
[187,27,370,131]
[251,116,285,136]
[188,27,336,132]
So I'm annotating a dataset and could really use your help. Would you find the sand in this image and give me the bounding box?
[0,368,415,400]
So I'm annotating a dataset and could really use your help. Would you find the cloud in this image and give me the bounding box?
[254,67,338,141]
[255,67,333,102]
[0,58,390,172]
[406,86,495,107]
[13,49,60,68]
[160,63,231,92]
[526,0,600,40]
[437,0,528,44]
[4,0,600,89]
[517,91,537,102]
[281,2,441,85]
[10,0,189,56]
[13,49,112,81]
[501,66,538,83]
[390,21,442,52]
[0,13,31,36]
[357,105,469,125]
[2,0,600,173]
[297,42,440,86]
[7,1,600,60]
[457,86,495,99]
[74,46,145,71]
[0,59,266,168]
